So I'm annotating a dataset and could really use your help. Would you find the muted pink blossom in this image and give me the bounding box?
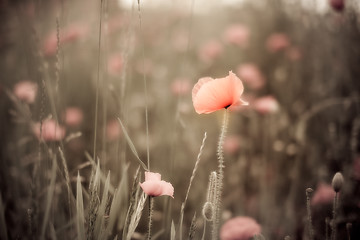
[223,135,241,154]
[236,64,266,90]
[171,78,191,96]
[286,47,302,61]
[43,24,88,56]
[311,183,336,206]
[223,24,250,47]
[253,96,279,114]
[220,216,261,240]
[266,33,290,53]
[13,81,38,103]
[33,119,66,141]
[140,172,174,198]
[64,107,83,127]
[106,119,122,141]
[198,40,223,63]
[108,54,123,75]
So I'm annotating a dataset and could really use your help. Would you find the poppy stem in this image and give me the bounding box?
[212,109,229,240]
[147,196,154,240]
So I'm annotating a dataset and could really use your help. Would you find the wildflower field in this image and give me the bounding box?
[1,0,360,239]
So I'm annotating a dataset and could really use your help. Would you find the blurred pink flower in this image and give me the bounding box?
[13,81,38,103]
[108,54,123,75]
[140,172,174,198]
[64,107,83,127]
[311,183,336,206]
[198,40,223,63]
[171,78,191,96]
[33,119,66,141]
[106,119,122,141]
[223,135,241,154]
[329,0,345,12]
[253,96,279,114]
[220,216,261,240]
[266,33,290,53]
[192,71,248,114]
[223,24,250,47]
[43,24,88,56]
[286,47,302,61]
[236,64,266,90]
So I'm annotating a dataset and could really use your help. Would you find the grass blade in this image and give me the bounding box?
[95,171,111,239]
[76,172,86,240]
[170,221,175,240]
[126,193,147,240]
[117,118,148,171]
[40,155,57,240]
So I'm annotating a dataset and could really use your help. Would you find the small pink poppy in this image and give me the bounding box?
[311,183,336,206]
[198,40,223,63]
[286,47,302,61]
[192,71,248,114]
[140,172,174,198]
[253,96,279,114]
[266,33,290,53]
[223,135,241,154]
[106,119,122,141]
[13,81,38,103]
[170,78,191,96]
[64,107,83,127]
[223,24,250,47]
[236,64,266,90]
[108,54,123,75]
[33,119,66,141]
[43,24,88,56]
[220,216,262,240]
[330,0,345,12]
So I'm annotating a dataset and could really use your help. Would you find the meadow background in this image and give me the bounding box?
[1,0,360,239]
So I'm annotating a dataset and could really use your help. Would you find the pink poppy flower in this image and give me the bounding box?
[140,172,174,198]
[236,64,266,90]
[220,216,262,240]
[329,0,345,12]
[286,47,302,61]
[253,96,279,114]
[106,119,122,141]
[192,71,248,114]
[170,78,191,96]
[311,183,336,206]
[64,107,83,127]
[223,24,250,47]
[198,40,223,63]
[223,135,241,154]
[43,24,88,56]
[108,54,123,75]
[266,33,290,53]
[33,119,66,141]
[13,81,38,103]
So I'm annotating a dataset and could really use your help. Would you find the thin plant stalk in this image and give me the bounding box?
[147,196,154,240]
[331,192,339,240]
[306,188,314,240]
[213,109,229,240]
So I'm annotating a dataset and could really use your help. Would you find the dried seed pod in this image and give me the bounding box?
[202,202,214,222]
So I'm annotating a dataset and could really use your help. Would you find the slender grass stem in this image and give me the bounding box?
[147,197,154,240]
[331,192,339,240]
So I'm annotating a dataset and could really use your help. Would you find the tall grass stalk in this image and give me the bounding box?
[40,155,57,240]
[87,162,101,239]
[179,132,207,239]
[213,109,229,240]
[58,147,72,216]
[331,192,339,240]
[136,0,150,170]
[76,172,85,240]
[94,171,111,239]
[93,0,105,161]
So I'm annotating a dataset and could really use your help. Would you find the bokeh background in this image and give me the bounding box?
[1,0,360,239]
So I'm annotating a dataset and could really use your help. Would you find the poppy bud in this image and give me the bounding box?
[332,172,344,193]
[330,0,345,12]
